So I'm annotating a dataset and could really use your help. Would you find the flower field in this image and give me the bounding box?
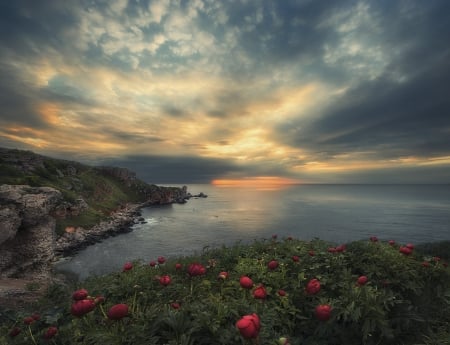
[2,237,450,345]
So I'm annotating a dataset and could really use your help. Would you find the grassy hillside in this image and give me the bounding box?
[0,148,176,235]
[1,237,449,344]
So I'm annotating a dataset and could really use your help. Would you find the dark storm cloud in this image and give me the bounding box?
[0,63,46,128]
[97,155,293,184]
[276,0,450,161]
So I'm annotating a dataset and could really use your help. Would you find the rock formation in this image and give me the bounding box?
[0,185,62,279]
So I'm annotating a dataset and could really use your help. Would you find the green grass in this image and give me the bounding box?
[1,237,449,345]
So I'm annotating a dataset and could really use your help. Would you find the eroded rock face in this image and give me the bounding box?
[0,185,62,278]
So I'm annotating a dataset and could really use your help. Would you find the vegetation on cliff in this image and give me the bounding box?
[0,148,185,235]
[1,237,449,345]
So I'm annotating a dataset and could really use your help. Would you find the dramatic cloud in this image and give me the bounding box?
[0,0,449,183]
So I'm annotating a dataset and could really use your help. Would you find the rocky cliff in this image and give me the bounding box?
[0,185,62,279]
[0,147,194,279]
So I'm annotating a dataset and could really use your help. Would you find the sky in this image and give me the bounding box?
[1,0,450,184]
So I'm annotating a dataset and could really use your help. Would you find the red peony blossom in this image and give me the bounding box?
[149,261,157,267]
[327,247,337,253]
[72,288,88,301]
[388,240,396,246]
[278,289,286,297]
[236,313,260,339]
[187,263,206,277]
[31,313,41,321]
[308,250,315,256]
[107,303,129,320]
[268,260,279,270]
[171,302,181,309]
[123,262,133,272]
[253,285,267,299]
[9,327,21,337]
[218,271,229,280]
[23,316,35,325]
[315,304,332,321]
[433,256,441,262]
[422,261,430,267]
[399,246,412,255]
[306,278,321,295]
[406,243,415,250]
[292,255,299,262]
[71,299,96,317]
[159,275,172,286]
[43,326,58,340]
[239,276,254,289]
[370,236,378,242]
[335,244,346,252]
[357,275,368,286]
[157,256,166,264]
[175,263,182,270]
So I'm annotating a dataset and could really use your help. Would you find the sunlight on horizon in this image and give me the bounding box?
[211,176,302,188]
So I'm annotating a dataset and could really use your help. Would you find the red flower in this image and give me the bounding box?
[23,316,35,325]
[9,327,21,337]
[406,243,415,250]
[370,236,378,242]
[399,246,412,255]
[292,255,299,262]
[308,250,315,256]
[278,289,286,297]
[236,313,260,339]
[187,263,206,277]
[327,247,337,253]
[272,234,278,240]
[123,262,133,272]
[175,263,182,270]
[72,288,88,301]
[31,313,41,321]
[443,262,448,268]
[171,302,181,309]
[335,244,346,252]
[306,278,321,295]
[315,304,332,321]
[268,260,279,270]
[433,256,441,262]
[107,303,129,320]
[159,275,172,286]
[218,271,229,280]
[71,299,96,317]
[422,261,430,267]
[157,256,166,264]
[388,240,396,246]
[287,236,293,241]
[253,285,267,299]
[43,326,58,340]
[149,261,157,267]
[357,275,368,286]
[240,276,254,289]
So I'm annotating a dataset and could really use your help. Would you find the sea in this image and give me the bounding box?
[55,184,450,280]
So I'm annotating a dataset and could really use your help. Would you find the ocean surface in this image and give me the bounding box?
[55,184,450,280]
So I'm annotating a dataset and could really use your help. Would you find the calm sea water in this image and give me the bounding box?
[55,184,450,280]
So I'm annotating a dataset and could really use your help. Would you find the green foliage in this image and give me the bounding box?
[1,238,450,345]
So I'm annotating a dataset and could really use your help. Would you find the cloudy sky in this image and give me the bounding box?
[1,0,449,184]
